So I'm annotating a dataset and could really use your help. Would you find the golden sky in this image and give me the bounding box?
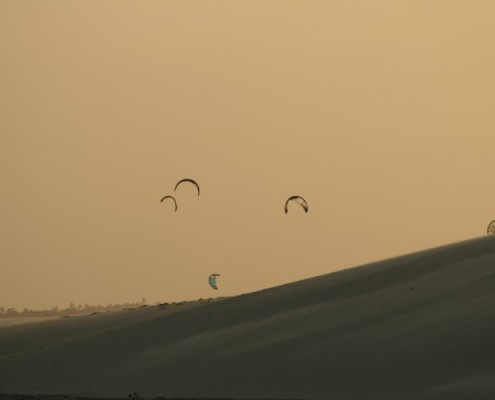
[1,1,495,310]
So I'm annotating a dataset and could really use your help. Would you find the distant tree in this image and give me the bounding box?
[6,308,19,316]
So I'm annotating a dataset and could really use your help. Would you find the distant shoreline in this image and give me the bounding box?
[0,316,60,328]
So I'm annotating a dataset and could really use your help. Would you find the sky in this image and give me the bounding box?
[1,1,495,310]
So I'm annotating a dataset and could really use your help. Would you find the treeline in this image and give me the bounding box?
[0,298,149,318]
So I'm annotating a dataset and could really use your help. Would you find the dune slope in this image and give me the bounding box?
[1,237,495,400]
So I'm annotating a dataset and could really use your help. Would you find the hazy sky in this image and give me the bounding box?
[1,1,495,310]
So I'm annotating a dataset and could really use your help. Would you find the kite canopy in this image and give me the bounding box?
[174,178,200,196]
[160,195,178,212]
[208,273,220,290]
[284,195,309,214]
[488,220,495,235]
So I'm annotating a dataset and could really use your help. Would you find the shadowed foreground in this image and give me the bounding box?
[1,236,495,400]
[0,396,301,400]
[0,396,304,400]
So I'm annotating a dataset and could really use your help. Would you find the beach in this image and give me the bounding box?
[1,236,495,399]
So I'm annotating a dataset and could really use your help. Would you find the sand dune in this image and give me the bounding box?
[0,317,60,329]
[1,236,495,399]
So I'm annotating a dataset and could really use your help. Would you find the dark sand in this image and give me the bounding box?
[1,236,495,399]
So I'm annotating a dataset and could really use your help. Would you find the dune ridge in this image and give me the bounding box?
[1,236,495,400]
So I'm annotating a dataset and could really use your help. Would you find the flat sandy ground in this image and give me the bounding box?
[1,236,495,400]
[0,318,60,329]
